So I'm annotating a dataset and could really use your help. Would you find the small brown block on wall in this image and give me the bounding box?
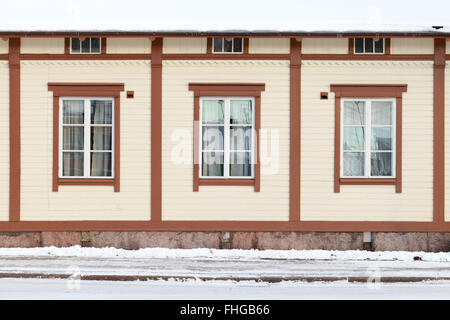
[126,91,134,98]
[320,92,328,100]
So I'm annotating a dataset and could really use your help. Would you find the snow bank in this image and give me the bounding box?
[0,246,448,262]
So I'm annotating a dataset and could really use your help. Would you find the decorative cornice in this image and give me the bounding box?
[163,60,289,66]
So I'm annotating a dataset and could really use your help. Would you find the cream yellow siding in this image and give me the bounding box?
[163,38,206,54]
[445,64,450,222]
[0,39,7,54]
[390,38,434,55]
[106,38,151,54]
[21,38,64,54]
[0,62,9,221]
[249,38,290,54]
[20,60,151,221]
[301,60,434,221]
[301,38,348,54]
[162,60,290,220]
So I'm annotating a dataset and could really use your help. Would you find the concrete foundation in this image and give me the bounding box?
[0,232,448,251]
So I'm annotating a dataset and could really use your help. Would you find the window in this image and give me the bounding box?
[330,84,407,193]
[48,83,124,192]
[70,37,101,54]
[212,37,243,53]
[200,97,254,178]
[354,37,385,54]
[60,98,114,178]
[341,99,395,178]
[189,83,265,191]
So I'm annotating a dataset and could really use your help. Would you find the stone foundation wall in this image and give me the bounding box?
[0,232,448,252]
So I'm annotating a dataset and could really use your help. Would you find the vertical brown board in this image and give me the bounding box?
[290,38,301,221]
[193,95,200,191]
[334,96,341,193]
[254,95,261,192]
[52,96,59,192]
[434,38,446,224]
[9,38,20,222]
[151,38,163,221]
[114,95,120,192]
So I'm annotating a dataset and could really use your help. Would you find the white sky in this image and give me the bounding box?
[0,0,449,32]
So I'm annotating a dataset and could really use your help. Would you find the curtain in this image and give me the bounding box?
[90,100,113,177]
[230,152,251,177]
[62,100,84,176]
[230,100,252,124]
[343,101,365,176]
[202,152,224,177]
[202,100,224,124]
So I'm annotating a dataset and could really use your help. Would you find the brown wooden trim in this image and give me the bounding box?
[331,84,407,193]
[9,38,20,222]
[48,83,124,192]
[198,179,255,186]
[189,83,265,192]
[348,38,354,55]
[385,38,391,55]
[243,38,249,54]
[434,38,446,224]
[206,37,212,54]
[290,38,301,222]
[302,54,434,61]
[339,178,396,185]
[334,96,341,193]
[101,37,107,54]
[64,38,70,54]
[0,220,448,232]
[151,38,163,222]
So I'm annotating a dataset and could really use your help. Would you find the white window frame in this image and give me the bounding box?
[354,37,385,54]
[340,98,396,178]
[59,97,114,179]
[70,37,102,54]
[199,97,255,179]
[212,37,244,54]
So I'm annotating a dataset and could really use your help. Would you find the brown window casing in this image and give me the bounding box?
[189,83,265,192]
[330,84,407,193]
[348,38,391,55]
[65,37,107,54]
[48,83,124,192]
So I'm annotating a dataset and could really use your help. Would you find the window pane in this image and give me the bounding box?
[202,100,224,124]
[62,152,84,176]
[343,152,365,176]
[343,101,365,125]
[90,152,112,177]
[364,38,373,53]
[224,38,233,52]
[91,100,113,124]
[371,152,392,176]
[71,38,81,53]
[91,127,112,151]
[374,38,384,53]
[202,126,224,150]
[230,100,252,124]
[230,152,251,177]
[202,152,224,177]
[233,38,243,52]
[63,127,84,150]
[213,38,223,52]
[230,126,252,150]
[371,127,392,151]
[343,127,365,151]
[63,100,84,124]
[355,38,363,53]
[81,38,90,53]
[371,101,392,125]
[91,37,100,53]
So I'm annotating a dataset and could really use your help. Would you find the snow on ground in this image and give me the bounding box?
[0,246,448,262]
[0,278,449,300]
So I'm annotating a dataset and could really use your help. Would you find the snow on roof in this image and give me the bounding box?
[0,0,449,35]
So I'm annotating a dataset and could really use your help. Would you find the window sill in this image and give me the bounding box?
[198,179,255,187]
[56,178,119,192]
[339,178,396,185]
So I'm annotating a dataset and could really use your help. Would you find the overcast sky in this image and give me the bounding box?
[0,0,448,31]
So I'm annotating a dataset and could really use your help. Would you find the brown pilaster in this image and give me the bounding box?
[151,38,163,222]
[9,38,20,222]
[433,38,446,224]
[290,38,301,222]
